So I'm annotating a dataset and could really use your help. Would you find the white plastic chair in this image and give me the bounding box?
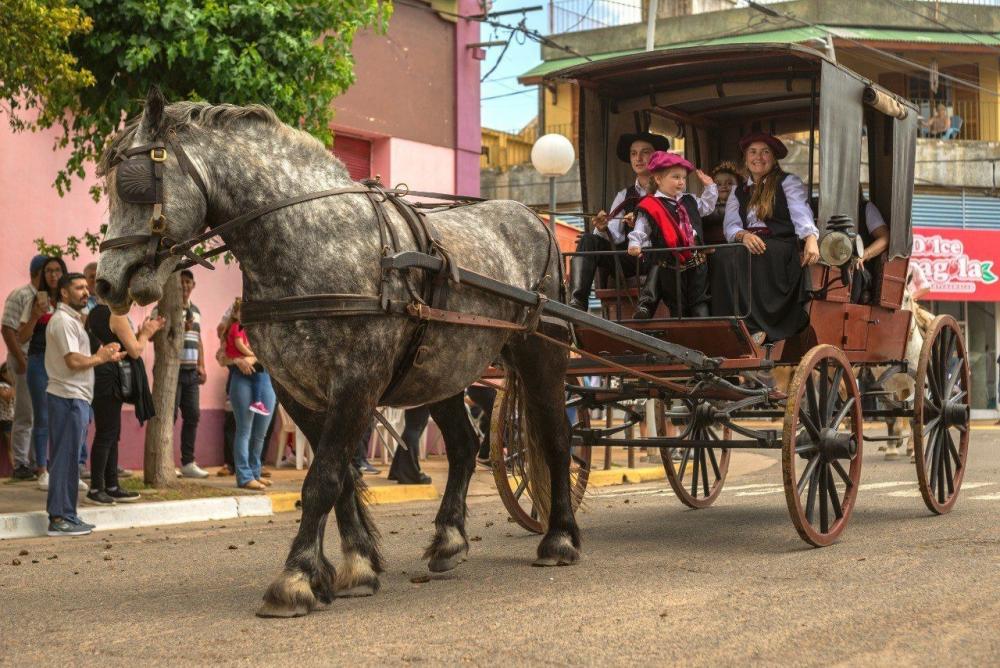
[274,404,313,470]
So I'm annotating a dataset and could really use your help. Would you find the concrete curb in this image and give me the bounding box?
[588,466,666,487]
[0,485,441,540]
[0,496,272,541]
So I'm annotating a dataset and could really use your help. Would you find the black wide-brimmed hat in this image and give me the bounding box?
[616,132,671,162]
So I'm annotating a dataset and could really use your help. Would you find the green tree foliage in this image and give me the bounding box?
[9,0,391,199]
[0,0,95,131]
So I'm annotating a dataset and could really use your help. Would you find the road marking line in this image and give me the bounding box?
[863,482,914,489]
[969,493,1000,501]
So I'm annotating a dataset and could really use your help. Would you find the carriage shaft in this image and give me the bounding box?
[382,251,716,370]
[574,437,781,449]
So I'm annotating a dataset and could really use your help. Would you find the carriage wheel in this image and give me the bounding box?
[782,345,863,547]
[659,400,731,509]
[912,315,970,515]
[489,374,591,534]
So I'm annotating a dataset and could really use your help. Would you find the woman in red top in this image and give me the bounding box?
[223,299,276,490]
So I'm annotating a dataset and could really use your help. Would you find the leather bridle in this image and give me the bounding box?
[100,134,426,272]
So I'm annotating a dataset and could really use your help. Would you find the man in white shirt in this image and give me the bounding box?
[567,132,670,310]
[1,255,47,480]
[44,273,124,536]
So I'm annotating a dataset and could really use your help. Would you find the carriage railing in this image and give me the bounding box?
[562,242,753,321]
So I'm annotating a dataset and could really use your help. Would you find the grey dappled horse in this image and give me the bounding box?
[95,89,579,617]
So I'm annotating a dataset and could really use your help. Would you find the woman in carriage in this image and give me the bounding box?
[723,133,820,343]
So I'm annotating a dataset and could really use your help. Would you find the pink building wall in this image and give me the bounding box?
[1,121,245,471]
[455,0,483,197]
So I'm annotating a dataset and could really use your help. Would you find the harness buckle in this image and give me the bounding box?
[150,147,167,162]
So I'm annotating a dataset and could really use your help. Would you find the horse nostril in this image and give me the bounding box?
[95,279,113,299]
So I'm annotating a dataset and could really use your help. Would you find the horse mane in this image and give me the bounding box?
[98,100,334,176]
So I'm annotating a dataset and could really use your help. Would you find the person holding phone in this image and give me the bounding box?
[16,256,69,489]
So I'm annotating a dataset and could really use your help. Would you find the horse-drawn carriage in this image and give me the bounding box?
[486,44,971,547]
[96,45,971,617]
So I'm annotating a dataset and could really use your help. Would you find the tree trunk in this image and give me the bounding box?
[144,272,184,487]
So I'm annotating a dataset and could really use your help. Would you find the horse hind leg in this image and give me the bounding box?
[258,389,375,617]
[422,392,479,573]
[332,465,384,597]
[505,327,580,567]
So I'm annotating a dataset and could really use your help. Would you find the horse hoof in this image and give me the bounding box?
[257,570,316,618]
[256,600,311,618]
[535,534,580,567]
[531,556,575,567]
[335,583,377,598]
[428,554,465,573]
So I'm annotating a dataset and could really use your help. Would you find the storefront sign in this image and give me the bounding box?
[911,227,1000,301]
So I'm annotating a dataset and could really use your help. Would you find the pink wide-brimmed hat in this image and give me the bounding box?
[646,151,694,173]
[737,132,789,159]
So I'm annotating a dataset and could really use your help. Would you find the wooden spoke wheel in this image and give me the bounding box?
[782,345,863,547]
[489,374,591,534]
[912,315,970,515]
[659,400,731,509]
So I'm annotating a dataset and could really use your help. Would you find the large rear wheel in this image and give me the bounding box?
[782,345,863,547]
[490,373,591,534]
[912,315,970,514]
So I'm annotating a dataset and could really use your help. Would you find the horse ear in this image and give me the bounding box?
[139,86,166,137]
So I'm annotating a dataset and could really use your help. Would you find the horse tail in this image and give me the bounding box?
[353,475,385,573]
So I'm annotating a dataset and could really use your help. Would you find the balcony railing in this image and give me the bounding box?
[550,0,642,34]
[910,98,979,140]
[481,123,577,171]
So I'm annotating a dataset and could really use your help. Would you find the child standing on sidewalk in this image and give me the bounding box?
[1,363,14,468]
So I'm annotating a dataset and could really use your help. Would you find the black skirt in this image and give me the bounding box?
[708,244,750,318]
[745,237,809,342]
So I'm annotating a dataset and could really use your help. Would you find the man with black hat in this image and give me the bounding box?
[567,131,671,310]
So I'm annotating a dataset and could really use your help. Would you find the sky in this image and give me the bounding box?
[479,0,548,133]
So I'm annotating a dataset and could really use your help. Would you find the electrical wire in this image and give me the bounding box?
[729,0,1000,98]
[480,23,518,82]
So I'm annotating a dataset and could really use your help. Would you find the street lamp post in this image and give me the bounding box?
[530,133,576,236]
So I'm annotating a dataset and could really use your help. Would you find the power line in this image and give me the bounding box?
[731,0,1000,98]
[482,88,537,101]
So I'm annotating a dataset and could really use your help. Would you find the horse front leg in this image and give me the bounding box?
[258,389,375,617]
[423,392,479,572]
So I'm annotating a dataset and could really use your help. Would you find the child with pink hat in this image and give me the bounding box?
[628,151,717,319]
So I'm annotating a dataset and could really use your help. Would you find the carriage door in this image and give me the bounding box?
[331,134,372,181]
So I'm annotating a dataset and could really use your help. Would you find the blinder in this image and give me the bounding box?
[101,136,213,270]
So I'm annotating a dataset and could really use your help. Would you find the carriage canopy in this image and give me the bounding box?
[548,44,915,259]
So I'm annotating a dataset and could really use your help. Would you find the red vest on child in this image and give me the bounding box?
[636,195,694,263]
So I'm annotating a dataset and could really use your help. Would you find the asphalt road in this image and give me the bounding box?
[2,431,998,666]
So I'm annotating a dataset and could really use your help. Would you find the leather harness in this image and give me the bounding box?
[99,134,552,401]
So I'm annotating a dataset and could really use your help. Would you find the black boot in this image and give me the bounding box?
[568,254,598,310]
[633,263,661,319]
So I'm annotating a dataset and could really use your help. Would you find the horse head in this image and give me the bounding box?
[96,87,209,314]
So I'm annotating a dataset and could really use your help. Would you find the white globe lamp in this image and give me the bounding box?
[531,133,576,233]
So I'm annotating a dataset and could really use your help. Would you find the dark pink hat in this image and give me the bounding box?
[738,132,789,159]
[646,151,694,173]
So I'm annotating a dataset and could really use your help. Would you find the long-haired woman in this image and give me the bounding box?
[722,133,820,343]
[16,256,67,486]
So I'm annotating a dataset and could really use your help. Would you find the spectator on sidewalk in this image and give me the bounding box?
[18,256,68,490]
[388,407,432,485]
[86,300,164,505]
[45,273,124,536]
[466,385,496,466]
[1,255,46,481]
[152,270,209,478]
[1,363,13,463]
[224,299,276,490]
[78,261,99,479]
[354,421,379,475]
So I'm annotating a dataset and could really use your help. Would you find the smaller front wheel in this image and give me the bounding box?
[659,400,731,509]
[782,345,863,547]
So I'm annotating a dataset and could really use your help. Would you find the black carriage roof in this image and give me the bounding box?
[556,43,916,259]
